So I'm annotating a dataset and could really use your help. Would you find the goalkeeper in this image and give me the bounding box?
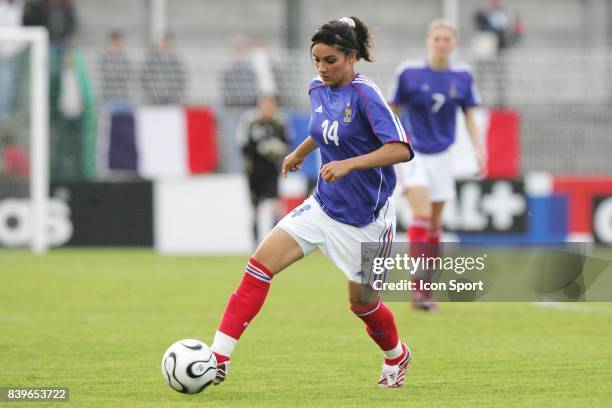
[238,95,289,244]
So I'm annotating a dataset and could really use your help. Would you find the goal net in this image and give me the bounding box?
[0,27,48,254]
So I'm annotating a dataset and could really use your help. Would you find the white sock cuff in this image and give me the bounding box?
[383,340,403,360]
[211,330,238,358]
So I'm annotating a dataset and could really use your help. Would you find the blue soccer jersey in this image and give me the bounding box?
[389,59,480,154]
[308,73,412,227]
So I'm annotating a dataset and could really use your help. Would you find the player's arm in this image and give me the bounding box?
[282,136,318,178]
[387,66,405,116]
[464,107,486,176]
[320,142,412,183]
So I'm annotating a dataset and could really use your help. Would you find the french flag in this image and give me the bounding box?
[451,107,520,179]
[107,106,218,178]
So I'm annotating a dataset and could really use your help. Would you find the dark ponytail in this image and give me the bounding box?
[310,16,373,62]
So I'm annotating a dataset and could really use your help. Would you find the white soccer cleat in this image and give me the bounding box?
[213,360,230,385]
[377,345,411,388]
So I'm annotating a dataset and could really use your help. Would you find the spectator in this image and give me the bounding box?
[250,38,294,107]
[474,0,514,54]
[51,47,95,181]
[0,0,26,117]
[23,0,78,120]
[98,30,132,104]
[51,49,82,181]
[23,0,77,47]
[473,0,522,107]
[238,95,289,244]
[1,132,29,177]
[220,35,258,108]
[251,38,278,99]
[140,33,186,105]
[22,0,44,26]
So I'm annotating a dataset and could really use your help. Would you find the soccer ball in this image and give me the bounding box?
[161,339,217,394]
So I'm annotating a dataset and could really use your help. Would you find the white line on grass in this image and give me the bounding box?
[532,302,612,314]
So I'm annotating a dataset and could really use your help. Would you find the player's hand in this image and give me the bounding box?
[282,151,305,178]
[475,147,487,177]
[320,160,353,183]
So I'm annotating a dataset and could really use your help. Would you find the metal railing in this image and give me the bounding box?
[80,46,612,174]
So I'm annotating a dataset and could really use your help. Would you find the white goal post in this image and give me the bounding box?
[0,27,49,254]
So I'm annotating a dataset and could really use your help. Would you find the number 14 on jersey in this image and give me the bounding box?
[321,120,340,146]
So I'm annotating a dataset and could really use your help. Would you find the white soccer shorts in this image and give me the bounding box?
[394,149,456,202]
[277,196,395,283]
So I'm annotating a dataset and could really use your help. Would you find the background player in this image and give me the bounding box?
[389,19,486,310]
[210,16,415,388]
[238,94,289,245]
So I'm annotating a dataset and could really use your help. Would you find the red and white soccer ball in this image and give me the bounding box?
[161,339,217,394]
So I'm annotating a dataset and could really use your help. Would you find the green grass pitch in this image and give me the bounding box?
[1,249,611,407]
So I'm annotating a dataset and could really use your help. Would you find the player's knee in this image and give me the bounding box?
[249,252,278,276]
[349,299,372,309]
[348,286,379,308]
[250,243,298,276]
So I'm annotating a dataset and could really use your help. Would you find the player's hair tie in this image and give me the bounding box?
[339,17,356,28]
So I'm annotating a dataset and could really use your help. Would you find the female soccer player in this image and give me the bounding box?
[389,19,486,311]
[210,16,414,388]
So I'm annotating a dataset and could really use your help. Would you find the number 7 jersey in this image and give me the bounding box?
[388,59,481,154]
[308,73,412,227]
